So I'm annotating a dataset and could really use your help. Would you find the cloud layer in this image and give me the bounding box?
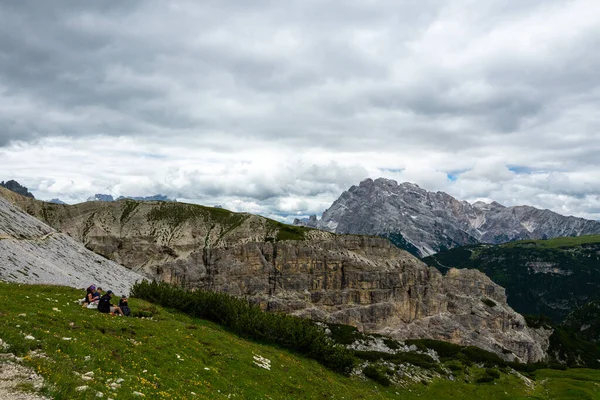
[1,1,599,221]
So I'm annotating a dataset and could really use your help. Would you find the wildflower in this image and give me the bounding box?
[24,335,35,340]
[62,337,72,341]
[18,313,26,317]
[132,391,145,397]
[52,307,61,312]
[76,386,89,392]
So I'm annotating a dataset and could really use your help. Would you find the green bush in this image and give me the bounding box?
[131,281,356,375]
[476,368,500,383]
[362,365,391,386]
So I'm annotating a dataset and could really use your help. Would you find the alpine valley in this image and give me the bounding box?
[2,179,600,399]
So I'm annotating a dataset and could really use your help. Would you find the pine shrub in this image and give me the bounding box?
[131,281,356,375]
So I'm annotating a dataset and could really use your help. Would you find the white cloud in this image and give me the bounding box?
[0,1,599,221]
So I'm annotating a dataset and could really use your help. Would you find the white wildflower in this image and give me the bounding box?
[52,307,60,312]
[132,391,145,397]
[24,335,35,340]
[62,337,72,341]
[18,313,26,317]
[76,386,89,392]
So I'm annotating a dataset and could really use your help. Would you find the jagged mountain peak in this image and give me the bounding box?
[0,179,35,199]
[296,178,600,257]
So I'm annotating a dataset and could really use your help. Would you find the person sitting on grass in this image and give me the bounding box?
[97,290,123,316]
[82,285,96,306]
[119,295,131,317]
[92,287,103,303]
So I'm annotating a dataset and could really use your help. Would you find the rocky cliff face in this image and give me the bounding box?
[295,178,600,257]
[0,180,35,199]
[0,189,145,295]
[0,187,548,362]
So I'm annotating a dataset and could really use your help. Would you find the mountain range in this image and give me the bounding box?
[295,178,600,257]
[87,193,174,202]
[0,186,550,362]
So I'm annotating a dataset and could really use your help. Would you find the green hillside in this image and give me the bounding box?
[422,236,600,323]
[563,299,600,343]
[1,282,600,399]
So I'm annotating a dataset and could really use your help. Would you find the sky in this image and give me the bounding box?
[1,0,600,222]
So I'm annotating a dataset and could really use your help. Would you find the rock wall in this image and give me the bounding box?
[176,236,547,362]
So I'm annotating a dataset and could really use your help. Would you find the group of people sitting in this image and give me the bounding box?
[82,285,131,316]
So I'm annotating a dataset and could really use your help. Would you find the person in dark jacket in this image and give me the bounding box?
[119,295,131,317]
[97,290,123,316]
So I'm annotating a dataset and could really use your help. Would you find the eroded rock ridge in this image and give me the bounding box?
[295,178,600,257]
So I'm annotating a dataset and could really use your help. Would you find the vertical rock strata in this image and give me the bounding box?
[185,237,547,362]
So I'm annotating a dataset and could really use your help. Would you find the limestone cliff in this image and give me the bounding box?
[0,187,548,362]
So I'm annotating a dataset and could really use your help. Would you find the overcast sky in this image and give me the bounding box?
[1,0,600,221]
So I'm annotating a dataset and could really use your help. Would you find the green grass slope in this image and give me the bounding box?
[1,282,600,399]
[422,237,600,323]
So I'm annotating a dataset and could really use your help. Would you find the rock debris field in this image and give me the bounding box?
[0,196,146,295]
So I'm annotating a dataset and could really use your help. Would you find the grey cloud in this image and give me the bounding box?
[2,1,600,220]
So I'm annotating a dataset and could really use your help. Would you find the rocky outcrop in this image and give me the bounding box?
[0,180,34,199]
[0,191,145,295]
[295,178,600,257]
[0,187,547,362]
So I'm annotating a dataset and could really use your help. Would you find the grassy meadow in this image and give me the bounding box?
[1,282,600,399]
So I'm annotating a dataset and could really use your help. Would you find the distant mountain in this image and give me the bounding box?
[295,178,600,257]
[116,194,174,202]
[87,193,174,202]
[0,180,35,199]
[422,236,600,323]
[87,193,114,202]
[48,198,67,205]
